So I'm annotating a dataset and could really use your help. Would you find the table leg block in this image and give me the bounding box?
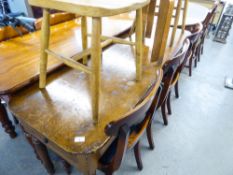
[0,98,17,138]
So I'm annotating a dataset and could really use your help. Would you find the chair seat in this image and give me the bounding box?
[28,0,150,17]
[99,115,150,165]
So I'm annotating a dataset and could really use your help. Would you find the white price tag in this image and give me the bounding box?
[74,136,85,143]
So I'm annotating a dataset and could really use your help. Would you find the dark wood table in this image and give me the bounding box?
[0,15,190,139]
[0,16,132,138]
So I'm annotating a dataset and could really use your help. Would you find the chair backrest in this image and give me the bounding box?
[185,23,203,43]
[158,38,190,106]
[202,3,218,34]
[103,74,162,171]
[34,12,76,30]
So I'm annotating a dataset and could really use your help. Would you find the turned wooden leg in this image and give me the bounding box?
[91,17,102,123]
[167,91,172,115]
[13,116,19,125]
[161,102,168,126]
[135,8,143,81]
[201,44,203,55]
[197,46,201,62]
[32,137,55,175]
[175,81,179,98]
[61,158,72,175]
[146,122,154,150]
[188,56,193,77]
[21,125,41,161]
[0,98,17,138]
[134,141,143,170]
[194,57,197,68]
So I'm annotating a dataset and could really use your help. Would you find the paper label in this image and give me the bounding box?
[74,136,85,143]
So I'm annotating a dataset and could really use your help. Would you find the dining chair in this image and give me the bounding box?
[20,78,162,175]
[97,81,162,174]
[156,39,190,125]
[199,3,218,58]
[182,23,203,76]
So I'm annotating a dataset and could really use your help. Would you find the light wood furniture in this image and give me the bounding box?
[28,0,151,123]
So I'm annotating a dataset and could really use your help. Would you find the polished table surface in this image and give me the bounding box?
[8,23,190,155]
[9,50,162,154]
[0,17,132,95]
[178,2,210,25]
[0,16,190,96]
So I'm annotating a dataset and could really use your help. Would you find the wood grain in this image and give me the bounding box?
[0,16,132,95]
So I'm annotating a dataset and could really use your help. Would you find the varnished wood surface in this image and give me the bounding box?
[8,19,189,155]
[28,0,150,17]
[0,16,133,95]
[0,15,190,95]
[9,43,163,154]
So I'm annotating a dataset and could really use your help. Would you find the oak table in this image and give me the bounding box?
[0,18,190,138]
[7,22,190,174]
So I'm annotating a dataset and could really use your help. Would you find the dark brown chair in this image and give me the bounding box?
[97,80,162,174]
[27,78,162,175]
[183,23,203,77]
[156,39,190,126]
[199,3,218,57]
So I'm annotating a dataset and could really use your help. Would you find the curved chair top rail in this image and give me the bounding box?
[185,22,203,44]
[105,71,162,137]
